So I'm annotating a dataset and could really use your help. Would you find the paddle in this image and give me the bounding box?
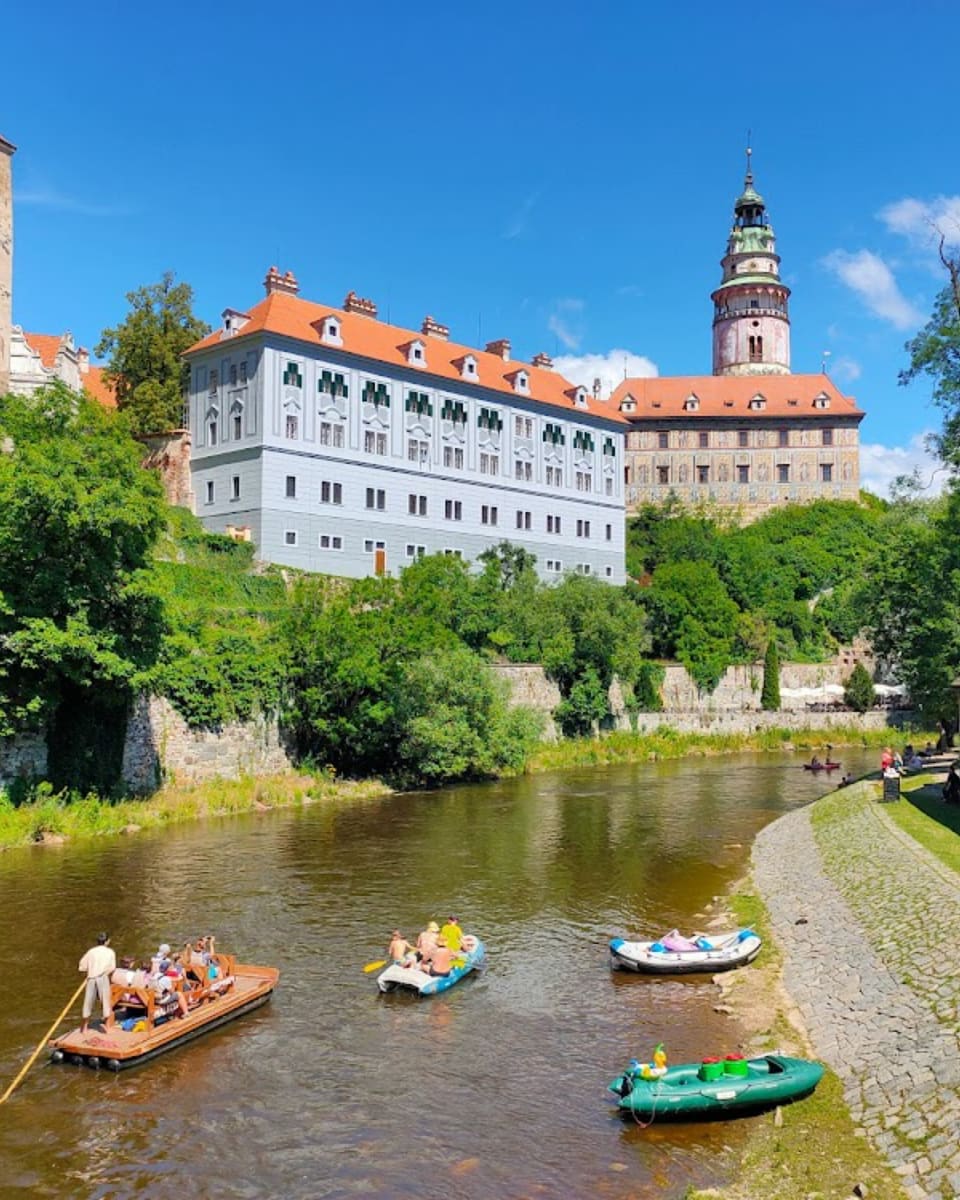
[362,959,387,974]
[0,979,86,1106]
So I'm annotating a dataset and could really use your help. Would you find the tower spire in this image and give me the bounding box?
[745,132,753,187]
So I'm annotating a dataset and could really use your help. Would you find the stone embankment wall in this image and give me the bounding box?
[754,779,960,1196]
[491,664,563,740]
[137,430,195,511]
[0,732,47,789]
[121,695,292,793]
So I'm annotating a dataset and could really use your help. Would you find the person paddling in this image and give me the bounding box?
[78,932,116,1034]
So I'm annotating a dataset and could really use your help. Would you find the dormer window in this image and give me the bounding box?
[221,308,249,338]
[748,394,766,410]
[619,394,637,414]
[321,317,343,346]
[508,370,530,396]
[459,354,478,380]
[813,392,831,409]
[683,394,699,412]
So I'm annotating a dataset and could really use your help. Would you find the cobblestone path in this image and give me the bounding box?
[753,784,960,1200]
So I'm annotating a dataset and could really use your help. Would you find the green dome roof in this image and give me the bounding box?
[736,181,765,210]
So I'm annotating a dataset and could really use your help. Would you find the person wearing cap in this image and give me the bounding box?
[415,921,440,961]
[439,915,463,952]
[151,943,172,976]
[78,932,116,1033]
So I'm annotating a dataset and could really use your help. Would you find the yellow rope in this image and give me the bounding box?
[0,980,86,1105]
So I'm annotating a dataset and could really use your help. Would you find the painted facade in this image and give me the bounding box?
[619,154,864,519]
[184,271,626,583]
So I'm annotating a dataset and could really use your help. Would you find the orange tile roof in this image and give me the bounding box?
[611,374,864,420]
[23,332,66,370]
[186,291,627,424]
[82,364,117,409]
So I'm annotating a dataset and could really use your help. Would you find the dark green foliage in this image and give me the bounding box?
[46,684,128,795]
[644,560,739,692]
[554,668,609,737]
[761,640,781,711]
[96,272,210,435]
[843,662,876,713]
[0,385,166,739]
[899,281,960,467]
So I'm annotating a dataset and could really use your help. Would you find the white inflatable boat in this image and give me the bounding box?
[609,928,761,974]
[377,934,485,996]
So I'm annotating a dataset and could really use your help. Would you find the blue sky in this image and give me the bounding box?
[5,0,960,495]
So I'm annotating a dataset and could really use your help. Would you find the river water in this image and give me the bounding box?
[0,749,878,1199]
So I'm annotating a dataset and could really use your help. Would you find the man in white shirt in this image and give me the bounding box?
[78,933,117,1033]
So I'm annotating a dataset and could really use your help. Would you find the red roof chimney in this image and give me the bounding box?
[485,338,511,361]
[531,351,553,370]
[421,315,449,341]
[264,266,300,297]
[343,291,378,318]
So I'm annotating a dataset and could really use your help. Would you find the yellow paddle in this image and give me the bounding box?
[0,979,86,1105]
[363,959,387,974]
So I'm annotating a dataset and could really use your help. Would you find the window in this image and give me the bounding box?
[407,438,430,464]
[546,559,563,573]
[779,429,789,447]
[443,446,464,469]
[444,499,463,521]
[364,539,386,553]
[777,463,790,483]
[605,566,613,578]
[319,534,343,550]
[821,463,833,482]
[231,475,240,500]
[516,510,532,530]
[576,519,591,538]
[749,335,763,362]
[514,415,533,439]
[657,466,669,485]
[749,298,759,309]
[605,524,612,541]
[737,465,750,484]
[229,364,238,386]
[408,494,428,516]
[239,361,247,384]
[443,548,463,558]
[365,487,386,510]
[481,505,498,526]
[547,514,562,534]
[284,530,298,547]
[285,475,297,499]
[738,430,749,447]
[480,453,500,475]
[319,369,349,399]
[405,544,426,559]
[282,362,303,387]
[657,431,669,449]
[205,480,214,504]
[698,431,709,448]
[366,430,388,455]
[208,419,218,446]
[321,481,343,505]
[286,413,299,440]
[576,471,593,492]
[405,390,432,417]
[822,428,834,446]
[514,460,532,481]
[577,563,592,576]
[233,413,242,440]
[209,369,219,395]
[546,465,563,487]
[697,465,710,484]
[605,477,613,496]
[362,381,390,408]
[320,421,345,447]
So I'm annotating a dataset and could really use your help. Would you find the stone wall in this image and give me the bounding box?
[138,430,195,511]
[0,731,47,789]
[121,694,292,793]
[490,663,562,741]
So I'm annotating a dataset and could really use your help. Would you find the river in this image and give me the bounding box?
[0,749,879,1199]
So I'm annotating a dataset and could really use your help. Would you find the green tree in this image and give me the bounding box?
[844,662,876,713]
[760,639,781,711]
[644,560,739,692]
[554,667,609,738]
[0,385,166,748]
[96,272,210,435]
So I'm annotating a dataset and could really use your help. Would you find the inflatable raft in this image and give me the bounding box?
[377,935,484,996]
[609,929,761,974]
[609,1054,824,1120]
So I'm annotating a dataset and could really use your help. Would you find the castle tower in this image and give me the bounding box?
[0,134,15,396]
[711,148,790,376]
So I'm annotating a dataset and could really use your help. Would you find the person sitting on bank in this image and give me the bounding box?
[416,921,441,960]
[388,930,413,964]
[440,915,463,951]
[421,940,454,978]
[79,932,117,1034]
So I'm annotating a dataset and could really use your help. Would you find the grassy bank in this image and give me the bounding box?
[530,723,930,772]
[688,882,907,1200]
[0,773,390,850]
[887,772,960,875]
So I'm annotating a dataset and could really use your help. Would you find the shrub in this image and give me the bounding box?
[844,662,876,712]
[761,640,781,711]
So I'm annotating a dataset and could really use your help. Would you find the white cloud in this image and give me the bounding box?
[859,432,948,498]
[16,185,129,218]
[553,348,658,398]
[822,249,923,330]
[879,195,960,249]
[830,355,862,383]
[547,298,585,351]
[502,192,539,240]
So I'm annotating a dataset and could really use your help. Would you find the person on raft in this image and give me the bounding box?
[78,932,117,1034]
[420,939,454,978]
[439,915,463,951]
[810,755,822,768]
[415,921,441,960]
[387,930,413,964]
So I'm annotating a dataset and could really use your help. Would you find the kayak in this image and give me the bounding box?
[377,934,485,996]
[609,1054,824,1120]
[609,929,761,974]
[803,762,841,771]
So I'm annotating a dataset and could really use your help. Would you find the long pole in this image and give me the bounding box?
[0,979,86,1105]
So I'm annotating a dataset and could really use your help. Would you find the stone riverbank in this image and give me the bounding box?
[753,770,960,1200]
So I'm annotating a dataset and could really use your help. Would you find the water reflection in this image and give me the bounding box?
[0,750,875,1198]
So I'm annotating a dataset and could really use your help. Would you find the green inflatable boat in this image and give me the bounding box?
[609,1054,824,1120]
